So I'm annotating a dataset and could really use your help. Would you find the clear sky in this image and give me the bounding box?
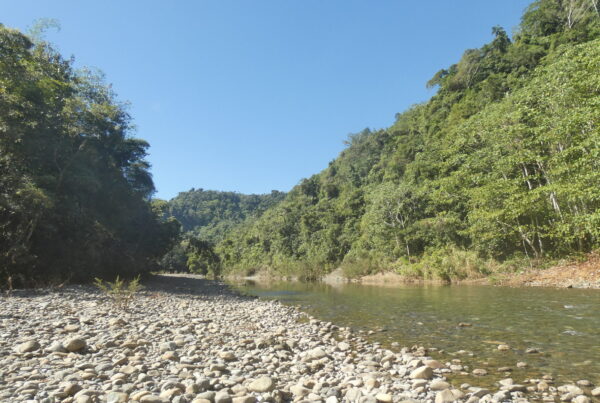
[2,0,532,200]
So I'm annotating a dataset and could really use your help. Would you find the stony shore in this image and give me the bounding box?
[1,274,597,403]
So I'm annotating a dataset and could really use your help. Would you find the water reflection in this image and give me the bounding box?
[231,280,600,385]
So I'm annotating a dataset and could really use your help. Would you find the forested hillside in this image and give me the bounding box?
[166,189,285,241]
[0,25,180,286]
[216,0,600,280]
[157,189,285,274]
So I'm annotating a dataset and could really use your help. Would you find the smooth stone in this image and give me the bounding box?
[64,324,80,332]
[196,391,216,401]
[435,389,456,403]
[64,337,86,352]
[425,360,445,369]
[64,383,82,396]
[307,347,327,360]
[108,317,126,327]
[345,388,362,401]
[572,397,591,403]
[365,378,380,388]
[219,351,236,361]
[430,380,450,391]
[106,391,129,403]
[591,387,600,397]
[140,396,166,403]
[290,384,310,397]
[17,340,41,353]
[451,390,465,399]
[497,344,510,351]
[232,397,255,403]
[248,376,274,392]
[160,388,183,399]
[209,363,226,372]
[130,390,151,401]
[409,366,433,379]
[558,385,584,395]
[214,391,232,403]
[338,342,350,351]
[375,392,393,402]
[472,369,487,376]
[162,351,179,361]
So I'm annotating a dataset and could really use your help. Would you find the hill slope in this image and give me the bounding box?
[215,0,600,280]
[158,189,285,274]
[166,188,285,243]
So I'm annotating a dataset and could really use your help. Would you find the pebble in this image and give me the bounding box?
[64,337,86,352]
[409,366,434,379]
[106,391,129,403]
[337,341,350,351]
[0,274,557,403]
[435,389,457,403]
[248,376,274,392]
[17,340,40,353]
[375,392,393,402]
[430,380,450,391]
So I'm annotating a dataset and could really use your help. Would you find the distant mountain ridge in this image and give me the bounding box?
[166,188,285,242]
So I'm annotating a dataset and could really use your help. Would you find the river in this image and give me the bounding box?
[230,281,600,387]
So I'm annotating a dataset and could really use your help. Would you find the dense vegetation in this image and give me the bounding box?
[214,0,600,280]
[158,189,285,274]
[3,0,599,286]
[0,25,180,287]
[165,189,285,241]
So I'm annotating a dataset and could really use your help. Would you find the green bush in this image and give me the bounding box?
[408,246,490,281]
[94,275,143,310]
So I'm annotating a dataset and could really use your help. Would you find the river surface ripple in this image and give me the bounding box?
[230,281,600,386]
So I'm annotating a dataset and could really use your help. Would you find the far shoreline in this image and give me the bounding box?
[223,252,600,290]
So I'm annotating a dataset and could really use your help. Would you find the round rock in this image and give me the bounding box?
[17,340,40,353]
[248,376,275,392]
[64,337,86,352]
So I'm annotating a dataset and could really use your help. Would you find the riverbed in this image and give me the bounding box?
[230,281,600,388]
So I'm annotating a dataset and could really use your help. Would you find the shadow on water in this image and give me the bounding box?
[230,280,600,387]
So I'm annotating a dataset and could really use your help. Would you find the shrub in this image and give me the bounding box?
[94,275,143,310]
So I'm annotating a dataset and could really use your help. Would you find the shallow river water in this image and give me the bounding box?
[230,281,600,387]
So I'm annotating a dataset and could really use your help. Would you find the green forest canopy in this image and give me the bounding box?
[2,0,600,285]
[208,0,600,280]
[158,189,285,274]
[0,25,180,287]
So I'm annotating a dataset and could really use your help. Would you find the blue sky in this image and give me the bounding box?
[2,0,532,200]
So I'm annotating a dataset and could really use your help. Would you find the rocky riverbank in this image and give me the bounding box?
[1,274,597,403]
